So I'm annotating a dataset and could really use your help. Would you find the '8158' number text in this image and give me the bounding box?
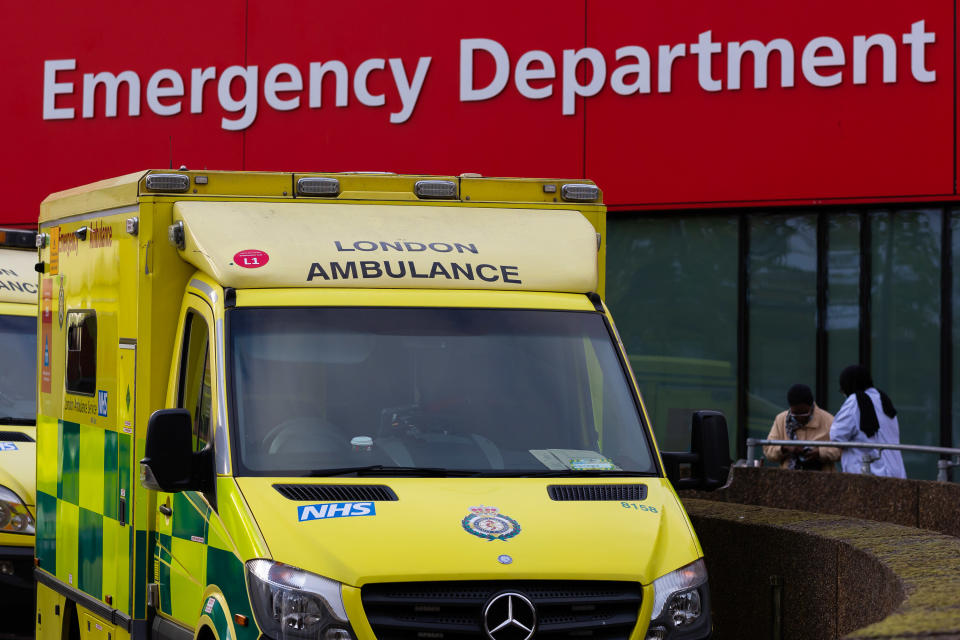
[621,502,657,513]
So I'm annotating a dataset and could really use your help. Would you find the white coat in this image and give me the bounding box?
[829,388,907,478]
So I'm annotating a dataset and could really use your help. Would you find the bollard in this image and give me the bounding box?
[859,453,877,475]
[770,575,783,640]
[938,459,950,482]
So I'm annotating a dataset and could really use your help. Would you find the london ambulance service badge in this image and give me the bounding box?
[462,505,521,541]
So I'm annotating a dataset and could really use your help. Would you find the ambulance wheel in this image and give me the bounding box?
[197,624,216,640]
[63,602,80,640]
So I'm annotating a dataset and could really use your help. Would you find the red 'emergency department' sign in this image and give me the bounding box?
[0,0,954,223]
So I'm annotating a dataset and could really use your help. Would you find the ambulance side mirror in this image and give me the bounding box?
[141,409,203,493]
[691,410,731,490]
[661,410,731,491]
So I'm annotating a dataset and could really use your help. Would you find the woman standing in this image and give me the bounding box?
[829,365,906,478]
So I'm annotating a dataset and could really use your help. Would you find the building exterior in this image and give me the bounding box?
[2,1,955,477]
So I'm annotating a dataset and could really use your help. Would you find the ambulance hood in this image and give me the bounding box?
[174,202,598,293]
[0,248,38,304]
[236,477,699,587]
[0,428,35,508]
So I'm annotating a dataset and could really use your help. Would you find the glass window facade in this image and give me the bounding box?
[870,209,942,478]
[953,211,960,458]
[826,214,861,414]
[608,206,954,480]
[606,215,738,457]
[746,214,817,442]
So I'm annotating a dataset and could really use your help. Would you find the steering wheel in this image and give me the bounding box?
[260,416,348,454]
[0,389,14,407]
[380,404,471,439]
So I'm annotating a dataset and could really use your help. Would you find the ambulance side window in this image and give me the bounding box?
[65,311,97,395]
[581,335,652,470]
[177,311,212,452]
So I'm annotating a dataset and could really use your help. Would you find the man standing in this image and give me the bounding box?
[764,384,840,471]
[829,365,906,478]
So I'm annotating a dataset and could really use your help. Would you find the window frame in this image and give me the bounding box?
[223,305,662,478]
[175,303,215,454]
[65,309,97,397]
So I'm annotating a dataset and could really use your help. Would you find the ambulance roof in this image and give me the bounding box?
[0,247,38,305]
[39,170,603,222]
[38,170,604,294]
[175,201,599,293]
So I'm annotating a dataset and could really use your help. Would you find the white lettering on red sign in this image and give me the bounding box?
[234,249,269,269]
[41,20,937,128]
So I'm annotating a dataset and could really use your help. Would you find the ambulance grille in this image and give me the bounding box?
[361,580,643,640]
[273,484,398,502]
[0,431,34,442]
[547,484,647,501]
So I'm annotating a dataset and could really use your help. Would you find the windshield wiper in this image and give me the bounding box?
[506,470,657,477]
[0,417,35,426]
[306,466,656,478]
[307,465,481,477]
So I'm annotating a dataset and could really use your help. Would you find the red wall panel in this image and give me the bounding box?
[1,2,246,224]
[0,1,954,224]
[242,0,585,178]
[585,0,954,206]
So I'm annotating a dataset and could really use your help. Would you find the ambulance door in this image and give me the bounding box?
[103,339,135,617]
[155,301,213,626]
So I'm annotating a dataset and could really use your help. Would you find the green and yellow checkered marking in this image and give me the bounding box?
[38,414,259,639]
[152,490,257,640]
[36,417,133,615]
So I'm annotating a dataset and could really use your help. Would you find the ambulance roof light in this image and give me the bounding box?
[145,174,191,193]
[297,177,341,197]
[415,180,457,199]
[561,183,600,202]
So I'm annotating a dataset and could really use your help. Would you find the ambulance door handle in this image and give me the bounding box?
[159,504,172,517]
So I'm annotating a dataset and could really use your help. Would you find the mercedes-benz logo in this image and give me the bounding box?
[483,592,537,640]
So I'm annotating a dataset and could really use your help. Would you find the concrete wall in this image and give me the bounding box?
[680,468,960,639]
[687,466,960,536]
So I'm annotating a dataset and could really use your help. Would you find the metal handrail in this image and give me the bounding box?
[745,438,960,481]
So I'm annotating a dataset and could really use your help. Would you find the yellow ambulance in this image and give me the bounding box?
[34,170,725,640]
[0,227,39,633]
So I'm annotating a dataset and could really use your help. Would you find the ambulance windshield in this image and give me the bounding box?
[228,307,656,476]
[0,315,37,424]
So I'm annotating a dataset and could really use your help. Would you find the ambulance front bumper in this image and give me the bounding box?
[0,545,35,637]
[0,545,34,592]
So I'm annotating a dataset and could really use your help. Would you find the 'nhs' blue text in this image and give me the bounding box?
[298,502,375,522]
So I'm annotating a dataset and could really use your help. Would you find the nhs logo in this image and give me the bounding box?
[298,502,375,522]
[0,442,18,451]
[97,390,108,417]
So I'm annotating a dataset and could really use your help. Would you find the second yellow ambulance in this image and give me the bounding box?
[0,227,39,635]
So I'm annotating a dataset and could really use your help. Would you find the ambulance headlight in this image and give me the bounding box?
[0,485,34,535]
[647,559,709,639]
[246,559,355,640]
